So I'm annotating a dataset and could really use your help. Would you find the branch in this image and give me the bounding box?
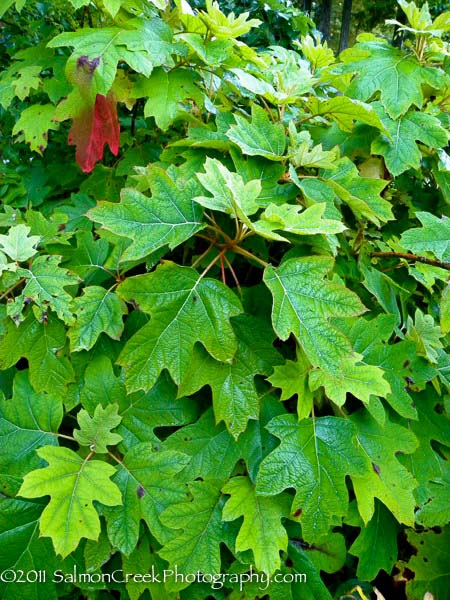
[371,251,450,271]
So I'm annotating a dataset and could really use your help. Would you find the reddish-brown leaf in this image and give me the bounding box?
[68,93,120,173]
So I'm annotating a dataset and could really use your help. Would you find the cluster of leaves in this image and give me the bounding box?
[1,0,450,598]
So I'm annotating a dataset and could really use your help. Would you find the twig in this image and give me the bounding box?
[0,278,24,301]
[223,253,242,296]
[371,251,450,271]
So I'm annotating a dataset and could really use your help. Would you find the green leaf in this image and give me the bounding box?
[159,480,225,586]
[0,224,40,262]
[195,157,261,218]
[350,410,418,525]
[69,286,127,351]
[406,309,444,364]
[198,0,261,39]
[117,373,199,451]
[306,96,388,133]
[349,501,400,581]
[18,445,122,557]
[322,157,392,225]
[0,314,75,398]
[117,262,242,391]
[403,527,450,600]
[162,409,241,481]
[400,211,450,261]
[104,444,190,554]
[268,349,313,420]
[122,533,171,600]
[18,255,80,324]
[0,0,25,18]
[396,391,450,528]
[288,128,340,170]
[12,104,58,155]
[61,231,109,282]
[49,20,177,95]
[133,67,203,131]
[253,202,345,242]
[0,371,62,495]
[227,104,286,160]
[73,404,122,453]
[338,41,435,119]
[178,315,282,438]
[222,476,290,575]
[78,356,125,414]
[88,168,204,262]
[256,415,368,541]
[309,355,391,407]
[306,531,347,575]
[263,256,365,375]
[0,498,58,600]
[339,317,436,419]
[372,107,449,176]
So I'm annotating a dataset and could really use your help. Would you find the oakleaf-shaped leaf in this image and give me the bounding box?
[256,415,368,540]
[0,498,59,600]
[350,410,418,525]
[117,262,242,392]
[222,476,290,574]
[323,157,392,225]
[195,157,261,218]
[395,391,450,528]
[133,67,203,131]
[372,107,449,176]
[338,41,436,119]
[18,255,80,324]
[12,104,58,154]
[403,527,450,600]
[306,96,387,133]
[178,315,282,438]
[88,168,204,262]
[104,444,190,554]
[0,224,40,262]
[268,349,313,420]
[253,202,345,242]
[69,286,127,351]
[338,317,436,419]
[18,446,122,557]
[73,404,122,453]
[400,212,450,262]
[117,373,198,451]
[49,20,176,95]
[227,104,286,160]
[162,409,241,481]
[199,0,261,38]
[159,480,225,587]
[0,314,75,398]
[309,355,390,407]
[349,500,400,581]
[0,371,62,495]
[263,256,365,374]
[406,309,444,364]
[68,93,120,173]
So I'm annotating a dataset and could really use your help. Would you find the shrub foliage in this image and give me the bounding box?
[0,0,450,598]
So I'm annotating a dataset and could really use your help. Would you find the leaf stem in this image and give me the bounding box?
[371,251,450,271]
[0,278,24,301]
[199,251,224,279]
[222,253,242,295]
[191,242,214,268]
[56,433,76,441]
[232,246,269,267]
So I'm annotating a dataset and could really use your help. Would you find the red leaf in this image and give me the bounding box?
[68,93,120,173]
